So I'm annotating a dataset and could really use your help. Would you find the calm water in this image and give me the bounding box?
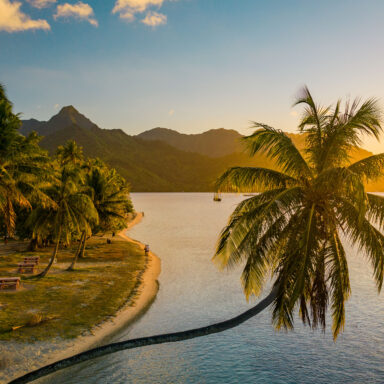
[41,193,384,384]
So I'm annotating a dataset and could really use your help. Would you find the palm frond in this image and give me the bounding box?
[242,124,312,179]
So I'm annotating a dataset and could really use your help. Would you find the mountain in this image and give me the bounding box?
[137,127,243,157]
[20,106,384,192]
[20,107,255,191]
[21,106,98,137]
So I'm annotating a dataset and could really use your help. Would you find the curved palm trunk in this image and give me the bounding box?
[10,287,277,384]
[36,226,62,278]
[78,234,86,259]
[67,231,85,271]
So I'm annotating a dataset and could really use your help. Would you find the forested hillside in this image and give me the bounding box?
[21,106,384,192]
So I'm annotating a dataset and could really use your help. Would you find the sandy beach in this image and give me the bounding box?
[1,212,161,383]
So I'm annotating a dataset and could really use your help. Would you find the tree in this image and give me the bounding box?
[12,87,384,382]
[29,166,98,278]
[0,84,52,240]
[215,87,384,339]
[56,140,84,167]
[67,159,132,269]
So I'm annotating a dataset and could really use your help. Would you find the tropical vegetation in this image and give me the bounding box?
[0,84,134,278]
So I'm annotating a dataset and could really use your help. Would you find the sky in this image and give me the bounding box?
[2,0,384,153]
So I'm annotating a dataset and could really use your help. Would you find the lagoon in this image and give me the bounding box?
[41,193,384,384]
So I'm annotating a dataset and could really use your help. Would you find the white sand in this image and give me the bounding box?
[1,212,161,383]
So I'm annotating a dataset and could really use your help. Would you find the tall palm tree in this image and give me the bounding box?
[67,160,131,269]
[29,167,98,278]
[0,84,52,239]
[11,88,384,383]
[56,140,84,167]
[85,163,132,232]
[214,87,384,338]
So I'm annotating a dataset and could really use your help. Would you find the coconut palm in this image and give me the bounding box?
[29,166,98,278]
[0,84,52,239]
[67,160,132,270]
[11,88,384,383]
[85,163,132,232]
[56,140,84,167]
[214,87,384,339]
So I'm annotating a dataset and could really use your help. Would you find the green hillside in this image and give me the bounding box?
[21,106,384,192]
[137,127,243,157]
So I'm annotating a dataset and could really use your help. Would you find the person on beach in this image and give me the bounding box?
[144,244,149,255]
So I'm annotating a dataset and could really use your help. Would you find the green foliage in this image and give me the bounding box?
[0,86,134,278]
[215,87,384,339]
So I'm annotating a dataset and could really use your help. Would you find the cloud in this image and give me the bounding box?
[54,2,98,27]
[142,11,166,26]
[169,109,175,116]
[290,110,298,117]
[112,0,170,26]
[27,0,56,9]
[113,0,164,15]
[0,0,50,32]
[54,103,60,109]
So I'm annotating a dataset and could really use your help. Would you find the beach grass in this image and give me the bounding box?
[0,237,146,342]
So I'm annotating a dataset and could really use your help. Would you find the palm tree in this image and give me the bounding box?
[214,87,384,339]
[11,88,384,382]
[67,159,131,269]
[0,84,52,240]
[29,166,98,278]
[56,140,84,167]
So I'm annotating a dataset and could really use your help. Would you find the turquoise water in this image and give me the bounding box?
[41,193,384,383]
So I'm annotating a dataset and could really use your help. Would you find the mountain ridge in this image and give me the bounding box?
[20,106,382,192]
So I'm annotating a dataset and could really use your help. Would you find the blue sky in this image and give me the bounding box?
[2,0,384,153]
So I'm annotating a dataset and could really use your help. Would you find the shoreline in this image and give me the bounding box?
[5,211,161,383]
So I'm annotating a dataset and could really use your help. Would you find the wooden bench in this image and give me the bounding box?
[23,256,39,265]
[0,277,20,291]
[17,263,36,274]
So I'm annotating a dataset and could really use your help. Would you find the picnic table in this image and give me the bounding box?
[17,263,36,274]
[23,256,39,265]
[0,277,20,290]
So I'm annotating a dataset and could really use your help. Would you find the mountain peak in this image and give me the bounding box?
[48,105,98,131]
[21,105,99,136]
[58,105,79,115]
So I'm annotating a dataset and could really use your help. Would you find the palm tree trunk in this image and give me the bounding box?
[9,287,277,384]
[67,231,85,271]
[36,226,62,278]
[78,234,86,259]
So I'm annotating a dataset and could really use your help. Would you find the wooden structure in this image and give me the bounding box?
[23,256,39,265]
[17,263,36,274]
[0,277,20,291]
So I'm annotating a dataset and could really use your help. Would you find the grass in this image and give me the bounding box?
[0,237,146,342]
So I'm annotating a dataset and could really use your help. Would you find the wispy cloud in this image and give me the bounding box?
[169,109,175,116]
[142,11,166,26]
[26,0,56,9]
[54,2,98,27]
[0,0,50,32]
[290,110,298,117]
[112,0,171,27]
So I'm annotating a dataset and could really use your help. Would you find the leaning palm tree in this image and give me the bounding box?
[11,88,384,383]
[215,87,384,339]
[29,166,98,278]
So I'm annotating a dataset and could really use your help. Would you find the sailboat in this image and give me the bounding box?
[213,192,222,202]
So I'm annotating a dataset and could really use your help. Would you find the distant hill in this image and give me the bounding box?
[20,106,384,192]
[137,127,243,157]
[21,106,98,136]
[20,107,257,191]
